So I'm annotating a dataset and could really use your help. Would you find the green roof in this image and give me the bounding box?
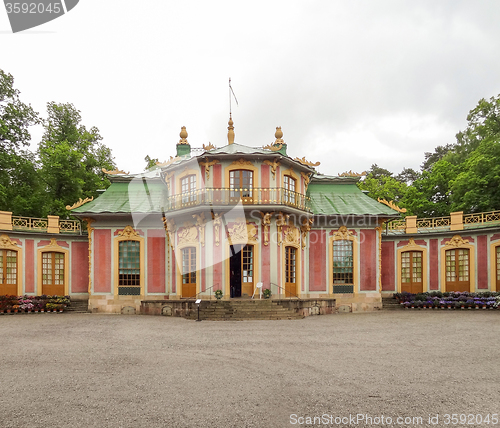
[72,179,166,214]
[307,180,399,216]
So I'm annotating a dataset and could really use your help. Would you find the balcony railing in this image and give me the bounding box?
[165,187,311,212]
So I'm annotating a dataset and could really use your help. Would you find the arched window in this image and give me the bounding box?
[332,240,353,293]
[118,240,141,295]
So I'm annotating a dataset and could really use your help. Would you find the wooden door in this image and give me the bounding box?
[0,249,18,295]
[42,252,65,295]
[445,248,470,292]
[241,245,254,297]
[284,246,297,298]
[181,247,196,298]
[496,246,500,292]
[401,251,423,294]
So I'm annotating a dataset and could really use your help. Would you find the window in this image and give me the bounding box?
[181,174,196,204]
[332,240,353,293]
[118,241,141,295]
[242,245,253,284]
[283,175,296,205]
[445,248,470,292]
[230,170,253,201]
[0,249,17,295]
[401,251,423,294]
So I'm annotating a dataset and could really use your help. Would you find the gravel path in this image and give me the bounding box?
[1,311,499,428]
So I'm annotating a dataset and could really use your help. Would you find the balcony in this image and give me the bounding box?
[165,187,311,212]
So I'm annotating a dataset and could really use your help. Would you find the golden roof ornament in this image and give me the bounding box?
[102,168,130,175]
[227,114,235,145]
[263,126,285,151]
[338,170,367,177]
[377,198,407,213]
[203,142,216,151]
[66,196,94,210]
[294,156,320,167]
[178,126,189,145]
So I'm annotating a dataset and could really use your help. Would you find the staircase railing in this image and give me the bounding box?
[185,284,219,300]
[270,282,301,300]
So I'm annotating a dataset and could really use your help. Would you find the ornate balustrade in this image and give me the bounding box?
[0,212,82,234]
[385,209,500,235]
[165,187,311,212]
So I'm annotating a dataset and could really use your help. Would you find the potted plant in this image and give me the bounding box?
[263,288,271,299]
[214,289,223,300]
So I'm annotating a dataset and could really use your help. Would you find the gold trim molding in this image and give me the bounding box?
[301,172,312,191]
[377,198,407,213]
[192,213,206,247]
[178,226,198,246]
[82,218,95,294]
[300,218,313,249]
[294,156,320,167]
[66,196,94,211]
[227,222,258,245]
[261,212,272,246]
[263,159,280,179]
[199,159,219,181]
[230,158,254,167]
[118,225,140,238]
[0,234,18,249]
[444,235,470,247]
[102,168,129,175]
[331,226,354,240]
[213,213,222,247]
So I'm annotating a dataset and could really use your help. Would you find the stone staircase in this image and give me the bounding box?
[186,299,304,321]
[382,297,403,311]
[65,299,89,313]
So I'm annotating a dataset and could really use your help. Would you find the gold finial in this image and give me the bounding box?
[178,126,189,145]
[227,114,235,145]
[275,126,284,142]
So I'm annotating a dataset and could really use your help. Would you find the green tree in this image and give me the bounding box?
[38,102,115,217]
[0,69,40,152]
[0,69,43,216]
[451,138,500,213]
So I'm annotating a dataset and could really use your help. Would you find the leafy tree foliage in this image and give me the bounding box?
[360,94,500,218]
[38,102,115,217]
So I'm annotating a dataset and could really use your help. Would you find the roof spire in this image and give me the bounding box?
[227,114,235,145]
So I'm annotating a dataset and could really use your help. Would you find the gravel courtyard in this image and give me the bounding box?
[1,311,499,428]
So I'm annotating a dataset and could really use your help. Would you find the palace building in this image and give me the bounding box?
[1,116,499,315]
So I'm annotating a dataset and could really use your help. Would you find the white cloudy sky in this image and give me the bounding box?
[2,0,500,177]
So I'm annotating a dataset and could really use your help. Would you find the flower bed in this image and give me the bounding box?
[0,295,70,313]
[394,291,500,310]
